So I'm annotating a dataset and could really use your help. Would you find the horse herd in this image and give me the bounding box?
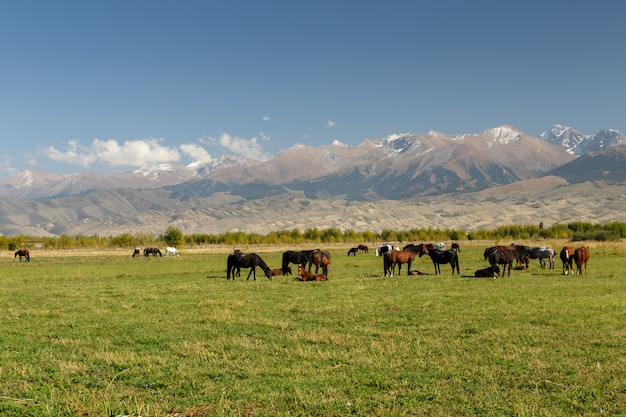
[132,246,179,257]
[225,242,591,282]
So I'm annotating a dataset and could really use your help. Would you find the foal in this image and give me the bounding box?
[296,266,327,281]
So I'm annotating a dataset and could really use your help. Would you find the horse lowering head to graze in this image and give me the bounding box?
[574,246,590,276]
[347,247,358,256]
[165,247,179,257]
[357,244,369,253]
[560,246,574,275]
[132,247,141,258]
[511,244,533,269]
[383,244,425,277]
[451,243,461,253]
[282,250,316,275]
[270,266,292,277]
[474,266,500,278]
[15,249,30,262]
[309,249,331,278]
[419,245,460,275]
[144,247,162,257]
[296,265,327,281]
[528,246,555,269]
[227,250,272,280]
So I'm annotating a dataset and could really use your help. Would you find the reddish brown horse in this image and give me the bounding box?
[574,246,590,276]
[309,249,331,278]
[296,265,327,281]
[357,244,369,253]
[15,249,30,262]
[560,246,574,275]
[383,244,426,277]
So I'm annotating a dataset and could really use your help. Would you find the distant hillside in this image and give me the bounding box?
[548,144,626,184]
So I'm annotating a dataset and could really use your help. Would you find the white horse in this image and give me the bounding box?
[165,246,179,257]
[375,244,399,256]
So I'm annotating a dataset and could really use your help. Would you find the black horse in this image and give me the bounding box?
[15,249,30,262]
[144,247,162,257]
[132,247,141,257]
[227,250,272,280]
[419,245,460,274]
[282,250,316,275]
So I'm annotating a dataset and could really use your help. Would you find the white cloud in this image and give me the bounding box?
[40,138,180,168]
[262,115,270,121]
[214,133,271,160]
[180,143,213,164]
[325,120,336,128]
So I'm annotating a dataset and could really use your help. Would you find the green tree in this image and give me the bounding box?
[161,227,183,247]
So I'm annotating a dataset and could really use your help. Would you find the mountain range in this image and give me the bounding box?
[0,124,624,238]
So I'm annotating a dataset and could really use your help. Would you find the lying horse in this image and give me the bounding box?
[270,266,292,276]
[296,265,327,281]
[132,247,141,258]
[574,246,590,276]
[560,246,574,275]
[227,250,272,280]
[144,247,162,257]
[309,249,331,278]
[282,249,316,275]
[165,246,179,257]
[15,249,30,262]
[419,245,460,275]
[474,266,500,278]
[347,247,358,256]
[357,244,369,253]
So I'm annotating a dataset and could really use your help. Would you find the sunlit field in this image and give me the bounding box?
[1,240,624,416]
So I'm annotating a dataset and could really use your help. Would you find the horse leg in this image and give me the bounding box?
[246,267,254,281]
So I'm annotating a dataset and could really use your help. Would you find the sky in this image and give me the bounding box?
[1,0,625,177]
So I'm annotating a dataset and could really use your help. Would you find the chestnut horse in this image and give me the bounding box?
[383,243,425,277]
[296,265,327,281]
[574,246,590,276]
[560,246,574,275]
[15,249,30,262]
[309,249,331,278]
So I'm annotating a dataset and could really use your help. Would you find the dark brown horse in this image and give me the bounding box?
[560,246,574,275]
[574,246,590,276]
[357,244,369,253]
[309,249,331,278]
[347,247,358,256]
[451,243,461,252]
[15,249,30,262]
[227,250,272,280]
[144,247,162,257]
[484,245,529,277]
[419,245,460,274]
[383,244,425,277]
[132,247,141,257]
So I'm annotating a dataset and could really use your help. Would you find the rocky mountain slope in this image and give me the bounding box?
[0,125,623,237]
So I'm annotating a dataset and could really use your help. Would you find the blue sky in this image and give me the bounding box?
[1,1,625,177]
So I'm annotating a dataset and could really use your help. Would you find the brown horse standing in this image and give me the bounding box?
[383,244,425,277]
[560,246,574,275]
[15,249,30,262]
[309,249,331,278]
[574,246,590,276]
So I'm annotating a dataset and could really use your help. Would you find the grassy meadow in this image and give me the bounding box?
[0,241,625,416]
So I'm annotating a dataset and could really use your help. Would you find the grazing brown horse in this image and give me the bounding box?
[144,247,162,257]
[309,249,331,278]
[419,245,460,275]
[574,246,590,276]
[296,265,327,281]
[15,249,30,262]
[560,246,574,275]
[357,244,369,253]
[132,247,141,257]
[484,245,529,277]
[347,247,358,256]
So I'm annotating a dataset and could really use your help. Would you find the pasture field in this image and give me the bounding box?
[0,241,625,416]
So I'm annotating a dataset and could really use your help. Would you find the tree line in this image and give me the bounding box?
[2,221,624,251]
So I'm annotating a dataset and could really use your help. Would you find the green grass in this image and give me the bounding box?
[0,243,625,416]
